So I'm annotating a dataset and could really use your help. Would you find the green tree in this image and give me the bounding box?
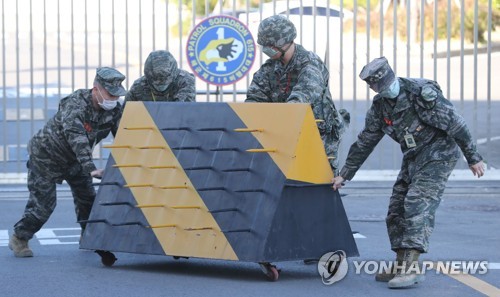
[346,0,499,44]
[181,0,261,16]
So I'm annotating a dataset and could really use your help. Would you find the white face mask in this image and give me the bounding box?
[379,79,400,99]
[97,87,118,111]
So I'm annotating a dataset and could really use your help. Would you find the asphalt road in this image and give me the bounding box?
[1,181,499,297]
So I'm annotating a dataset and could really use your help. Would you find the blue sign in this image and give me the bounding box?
[186,16,256,86]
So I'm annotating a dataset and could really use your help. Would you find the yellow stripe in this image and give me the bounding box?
[234,128,264,132]
[287,106,333,182]
[158,185,188,189]
[136,204,165,208]
[112,102,238,260]
[103,145,131,149]
[246,148,277,153]
[446,273,500,296]
[112,164,142,168]
[148,165,176,169]
[148,224,176,229]
[171,206,201,209]
[229,103,332,183]
[137,146,167,149]
[124,126,155,130]
[429,263,500,296]
[124,183,153,188]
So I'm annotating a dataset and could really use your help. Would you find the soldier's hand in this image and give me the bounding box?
[470,161,485,178]
[91,169,104,179]
[332,176,345,191]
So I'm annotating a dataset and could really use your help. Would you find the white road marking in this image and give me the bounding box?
[38,239,78,245]
[35,228,80,238]
[476,136,500,145]
[0,227,80,246]
[36,227,80,245]
[0,229,9,246]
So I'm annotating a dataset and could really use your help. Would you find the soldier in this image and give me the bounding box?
[245,15,349,175]
[125,50,196,102]
[9,67,127,257]
[332,57,485,288]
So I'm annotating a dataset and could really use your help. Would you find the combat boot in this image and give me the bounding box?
[9,234,33,257]
[375,249,404,282]
[388,249,425,289]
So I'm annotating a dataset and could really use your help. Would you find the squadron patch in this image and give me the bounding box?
[186,16,256,86]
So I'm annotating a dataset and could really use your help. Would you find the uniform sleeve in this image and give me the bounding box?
[287,63,325,104]
[174,72,196,102]
[245,67,272,102]
[60,99,97,174]
[111,106,123,137]
[124,84,138,102]
[288,63,339,137]
[415,87,483,165]
[339,105,386,180]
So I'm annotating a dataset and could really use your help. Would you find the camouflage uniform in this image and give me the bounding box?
[125,50,196,102]
[339,57,483,253]
[246,15,349,175]
[13,67,126,241]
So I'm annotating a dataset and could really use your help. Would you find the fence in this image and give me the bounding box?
[1,0,498,174]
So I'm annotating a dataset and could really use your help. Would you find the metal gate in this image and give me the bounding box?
[1,0,498,175]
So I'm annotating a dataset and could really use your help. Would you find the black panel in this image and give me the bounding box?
[145,102,287,261]
[80,155,166,255]
[263,180,359,261]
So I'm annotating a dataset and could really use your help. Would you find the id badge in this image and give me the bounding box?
[404,133,417,148]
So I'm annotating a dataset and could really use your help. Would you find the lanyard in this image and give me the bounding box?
[277,73,291,94]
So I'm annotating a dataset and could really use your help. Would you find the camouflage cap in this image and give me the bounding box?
[144,50,179,93]
[359,57,396,93]
[95,67,127,96]
[257,15,297,47]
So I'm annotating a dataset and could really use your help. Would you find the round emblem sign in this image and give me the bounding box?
[186,15,256,86]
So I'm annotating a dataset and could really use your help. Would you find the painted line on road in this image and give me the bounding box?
[36,228,80,245]
[0,230,9,246]
[445,273,500,296]
[488,263,500,270]
[430,261,500,296]
[477,136,500,145]
[0,228,81,246]
[39,239,78,245]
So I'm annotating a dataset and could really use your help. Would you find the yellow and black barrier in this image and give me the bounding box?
[80,102,358,264]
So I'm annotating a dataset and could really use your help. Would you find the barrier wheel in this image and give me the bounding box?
[259,262,280,281]
[95,250,117,267]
